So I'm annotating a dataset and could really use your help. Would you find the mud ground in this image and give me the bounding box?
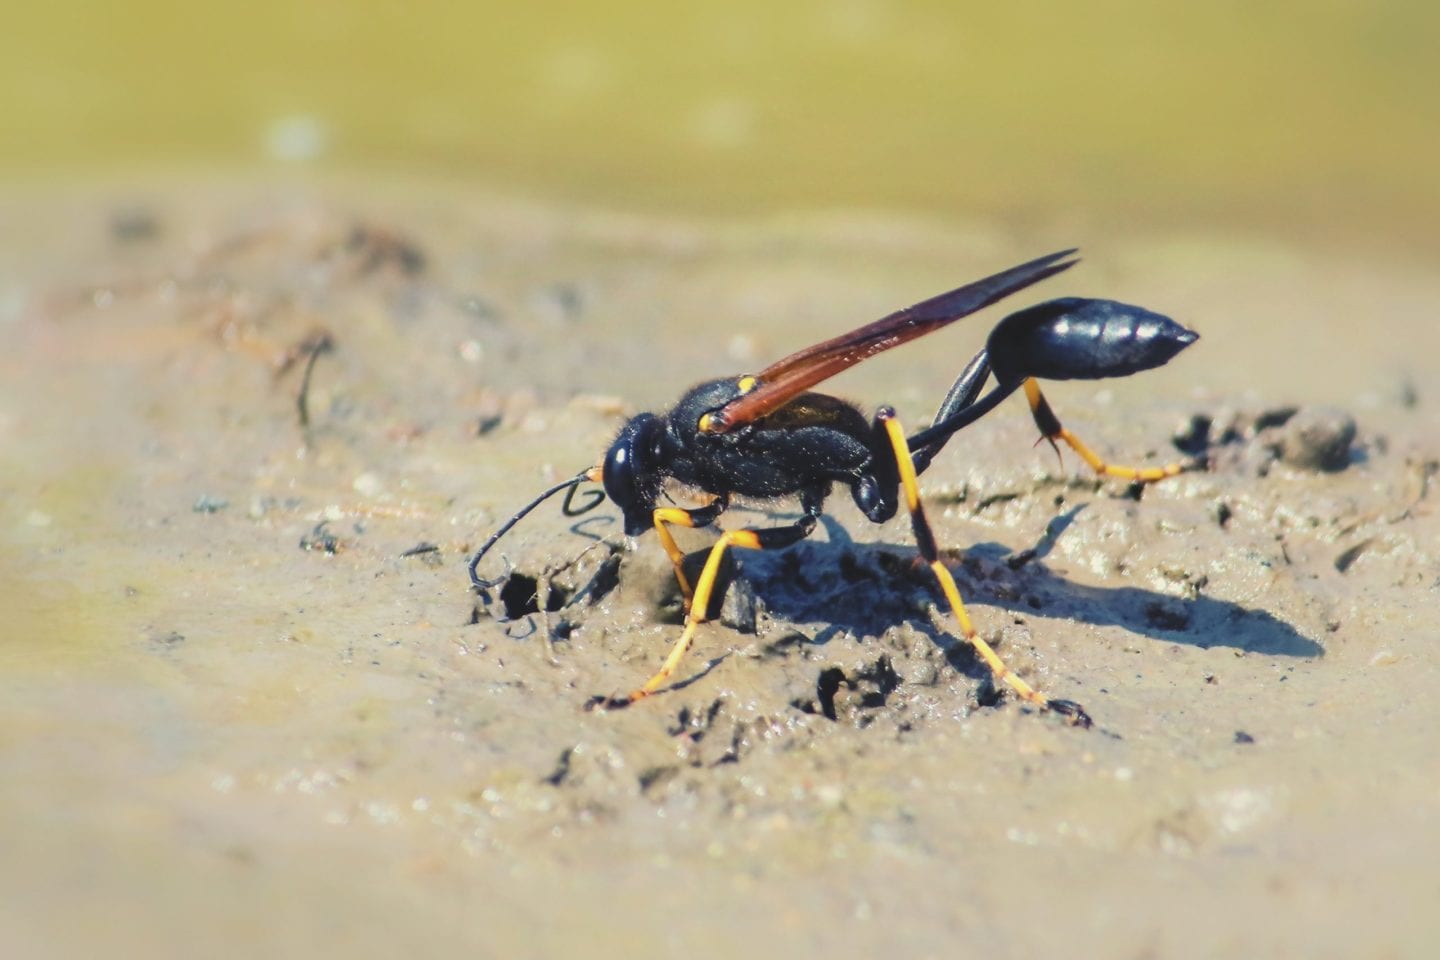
[2,181,1438,959]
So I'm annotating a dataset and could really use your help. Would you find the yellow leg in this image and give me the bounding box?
[629,528,761,701]
[589,516,813,710]
[1023,378,1184,482]
[650,498,729,605]
[880,409,1089,726]
[652,507,699,601]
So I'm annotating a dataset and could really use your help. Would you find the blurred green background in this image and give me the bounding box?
[4,0,1437,247]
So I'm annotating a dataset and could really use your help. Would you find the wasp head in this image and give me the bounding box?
[601,413,667,536]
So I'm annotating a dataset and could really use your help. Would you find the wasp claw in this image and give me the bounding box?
[1047,698,1093,728]
[584,693,633,712]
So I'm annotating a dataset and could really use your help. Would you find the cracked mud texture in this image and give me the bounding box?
[3,182,1439,959]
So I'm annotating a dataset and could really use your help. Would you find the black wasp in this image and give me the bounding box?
[470,250,1198,726]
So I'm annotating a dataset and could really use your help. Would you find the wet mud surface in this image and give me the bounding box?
[2,182,1438,958]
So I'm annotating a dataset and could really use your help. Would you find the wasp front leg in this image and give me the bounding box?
[588,512,817,710]
[650,495,728,608]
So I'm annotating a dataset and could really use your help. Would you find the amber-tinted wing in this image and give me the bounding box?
[705,249,1079,433]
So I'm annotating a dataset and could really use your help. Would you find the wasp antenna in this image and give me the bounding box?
[561,479,606,517]
[469,469,600,591]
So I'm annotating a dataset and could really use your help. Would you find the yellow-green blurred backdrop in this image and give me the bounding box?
[5,1,1437,246]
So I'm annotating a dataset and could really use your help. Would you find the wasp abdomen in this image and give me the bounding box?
[988,297,1198,384]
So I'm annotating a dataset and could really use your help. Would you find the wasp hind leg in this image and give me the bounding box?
[587,511,818,710]
[1024,378,1186,482]
[877,407,1091,727]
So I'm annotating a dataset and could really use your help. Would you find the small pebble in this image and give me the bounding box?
[352,472,385,497]
[719,576,759,634]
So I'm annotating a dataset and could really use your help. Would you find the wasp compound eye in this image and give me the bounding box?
[602,414,665,536]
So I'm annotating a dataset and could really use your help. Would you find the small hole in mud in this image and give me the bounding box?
[497,574,571,620]
[499,575,540,618]
[975,677,1002,709]
[1174,414,1212,455]
[816,667,846,721]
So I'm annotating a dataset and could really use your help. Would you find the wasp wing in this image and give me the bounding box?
[705,249,1079,433]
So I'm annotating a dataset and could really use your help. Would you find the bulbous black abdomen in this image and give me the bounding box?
[987,297,1198,384]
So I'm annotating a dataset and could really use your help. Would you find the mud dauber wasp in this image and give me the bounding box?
[470,250,1197,726]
